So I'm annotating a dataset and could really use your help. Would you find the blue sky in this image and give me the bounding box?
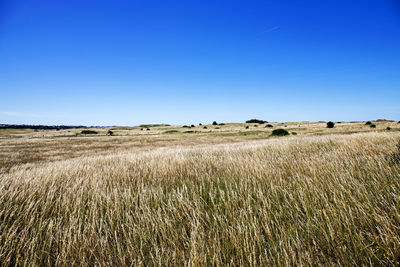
[1,0,399,125]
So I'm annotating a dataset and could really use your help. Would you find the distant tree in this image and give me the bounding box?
[212,121,218,125]
[271,129,289,136]
[203,126,207,129]
[107,130,114,136]
[326,121,335,128]
[246,119,267,124]
[219,123,225,126]
[140,128,143,131]
[146,128,150,131]
[245,126,249,129]
[365,121,372,125]
[199,123,202,126]
[370,124,376,128]
[183,125,189,128]
[265,124,273,128]
[191,124,195,127]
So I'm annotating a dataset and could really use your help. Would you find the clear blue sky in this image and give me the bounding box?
[1,0,399,125]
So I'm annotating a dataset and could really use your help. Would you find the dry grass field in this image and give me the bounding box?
[1,121,400,266]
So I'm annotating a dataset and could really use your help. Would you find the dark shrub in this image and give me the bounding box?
[292,132,297,135]
[326,121,335,128]
[199,123,202,126]
[140,128,143,131]
[81,130,98,134]
[183,125,189,128]
[215,127,220,129]
[246,119,267,124]
[387,127,391,131]
[265,124,273,128]
[203,126,207,129]
[212,121,218,125]
[271,129,289,136]
[370,124,376,128]
[254,125,258,127]
[191,125,195,127]
[183,130,194,133]
[146,128,150,131]
[245,126,249,129]
[107,130,114,136]
[365,121,372,125]
[219,123,225,126]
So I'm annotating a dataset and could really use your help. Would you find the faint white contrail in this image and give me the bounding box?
[259,26,280,35]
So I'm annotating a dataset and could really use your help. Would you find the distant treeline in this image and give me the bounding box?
[0,124,107,130]
[139,124,170,128]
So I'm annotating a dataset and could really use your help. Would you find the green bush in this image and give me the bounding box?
[271,129,289,136]
[81,130,98,134]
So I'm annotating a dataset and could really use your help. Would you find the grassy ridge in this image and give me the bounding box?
[1,132,400,265]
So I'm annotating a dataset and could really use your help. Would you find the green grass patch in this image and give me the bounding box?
[163,130,180,134]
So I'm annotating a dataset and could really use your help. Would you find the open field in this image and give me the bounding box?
[1,121,400,265]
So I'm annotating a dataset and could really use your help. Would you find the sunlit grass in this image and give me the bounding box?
[1,131,400,265]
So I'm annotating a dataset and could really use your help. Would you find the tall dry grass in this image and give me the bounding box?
[1,132,400,266]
